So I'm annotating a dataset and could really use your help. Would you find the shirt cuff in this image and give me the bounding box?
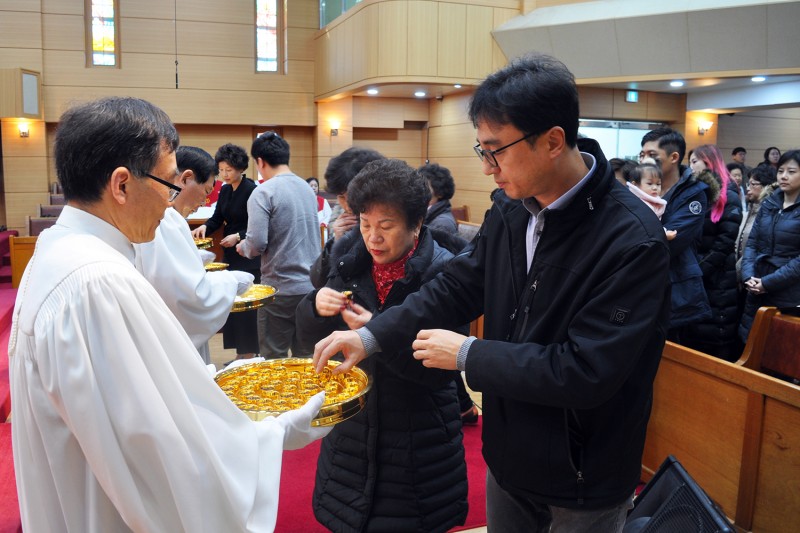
[356,327,381,355]
[457,336,476,372]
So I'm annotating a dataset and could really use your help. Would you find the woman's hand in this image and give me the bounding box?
[191,224,207,238]
[220,234,239,248]
[341,302,372,330]
[315,287,350,317]
[745,277,766,295]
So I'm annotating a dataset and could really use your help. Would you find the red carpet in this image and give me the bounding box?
[276,417,486,532]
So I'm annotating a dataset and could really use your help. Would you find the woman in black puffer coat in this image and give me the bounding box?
[740,150,800,343]
[295,159,467,533]
[684,145,743,360]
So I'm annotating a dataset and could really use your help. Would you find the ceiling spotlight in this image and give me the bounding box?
[669,81,684,88]
[751,76,766,83]
[414,91,426,98]
[454,84,462,89]
[366,88,379,95]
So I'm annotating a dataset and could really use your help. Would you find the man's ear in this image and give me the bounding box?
[545,126,566,158]
[668,151,681,165]
[177,169,193,187]
[108,167,132,205]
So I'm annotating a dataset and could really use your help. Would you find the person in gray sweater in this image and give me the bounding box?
[236,131,320,357]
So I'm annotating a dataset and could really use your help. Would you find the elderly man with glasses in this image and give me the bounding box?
[313,54,671,533]
[9,96,329,532]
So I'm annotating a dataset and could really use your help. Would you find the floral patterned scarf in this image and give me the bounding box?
[371,243,417,305]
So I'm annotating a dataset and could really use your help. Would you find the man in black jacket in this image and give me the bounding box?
[313,54,671,532]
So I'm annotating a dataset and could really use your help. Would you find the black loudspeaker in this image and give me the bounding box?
[623,455,735,533]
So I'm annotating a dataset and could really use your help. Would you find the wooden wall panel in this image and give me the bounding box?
[451,189,492,223]
[577,86,614,118]
[378,1,408,77]
[407,1,438,77]
[41,0,81,15]
[3,158,49,193]
[41,13,83,52]
[283,126,315,179]
[0,49,42,71]
[718,112,800,164]
[43,85,316,126]
[428,122,477,158]
[646,92,685,123]
[437,3,466,78]
[353,97,404,129]
[466,5,494,80]
[353,127,424,162]
[0,11,42,49]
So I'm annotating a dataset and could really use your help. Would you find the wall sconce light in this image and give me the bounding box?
[329,120,341,137]
[330,128,338,137]
[18,122,30,138]
[697,121,714,136]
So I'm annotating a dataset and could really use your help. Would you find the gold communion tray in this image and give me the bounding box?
[231,284,278,312]
[204,262,229,272]
[194,237,213,249]
[214,358,371,426]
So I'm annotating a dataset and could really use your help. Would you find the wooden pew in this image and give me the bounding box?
[643,341,800,532]
[451,204,470,223]
[736,307,800,384]
[10,236,37,289]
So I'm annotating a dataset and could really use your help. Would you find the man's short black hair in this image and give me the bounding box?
[732,146,747,156]
[251,131,290,167]
[468,53,580,148]
[418,163,455,201]
[324,147,385,195]
[347,159,430,230]
[214,143,249,171]
[55,96,179,203]
[641,127,686,164]
[178,146,216,185]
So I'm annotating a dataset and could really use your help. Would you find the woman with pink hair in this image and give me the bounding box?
[683,144,744,360]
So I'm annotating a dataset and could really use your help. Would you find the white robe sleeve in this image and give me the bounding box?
[17,265,284,532]
[134,208,238,351]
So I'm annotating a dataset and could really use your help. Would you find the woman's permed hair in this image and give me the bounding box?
[214,143,249,171]
[417,163,455,201]
[346,159,431,230]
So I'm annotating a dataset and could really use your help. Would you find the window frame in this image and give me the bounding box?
[84,0,121,68]
[255,0,285,74]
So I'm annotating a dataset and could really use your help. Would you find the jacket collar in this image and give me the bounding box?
[493,137,614,227]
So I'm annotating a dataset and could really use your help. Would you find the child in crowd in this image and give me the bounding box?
[627,161,677,240]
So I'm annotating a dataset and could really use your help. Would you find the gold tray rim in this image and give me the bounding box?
[204,262,229,272]
[194,237,213,249]
[231,284,278,312]
[214,358,371,427]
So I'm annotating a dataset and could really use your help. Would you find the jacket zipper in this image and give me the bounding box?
[516,279,538,336]
[564,409,586,505]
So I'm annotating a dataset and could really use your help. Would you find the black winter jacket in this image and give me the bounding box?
[425,199,458,233]
[684,174,743,359]
[739,190,800,341]
[364,139,671,509]
[295,227,468,533]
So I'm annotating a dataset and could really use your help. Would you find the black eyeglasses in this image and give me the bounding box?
[144,173,182,202]
[474,132,537,167]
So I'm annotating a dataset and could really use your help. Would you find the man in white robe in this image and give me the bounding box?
[10,97,329,533]
[134,145,254,364]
